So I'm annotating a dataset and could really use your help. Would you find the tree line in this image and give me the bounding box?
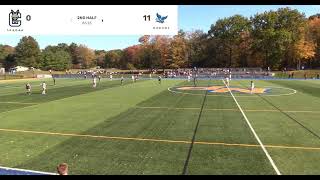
[0,8,319,71]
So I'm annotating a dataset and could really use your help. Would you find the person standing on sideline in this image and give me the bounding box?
[57,163,68,175]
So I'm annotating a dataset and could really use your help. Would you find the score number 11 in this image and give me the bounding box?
[143,15,151,21]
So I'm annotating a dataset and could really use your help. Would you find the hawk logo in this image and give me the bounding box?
[155,13,168,23]
[177,86,268,94]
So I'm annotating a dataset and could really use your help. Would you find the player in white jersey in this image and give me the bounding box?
[187,75,191,82]
[250,81,255,94]
[41,82,47,95]
[110,74,113,81]
[93,77,97,88]
[121,76,124,85]
[149,73,152,79]
[132,75,135,82]
[226,77,230,87]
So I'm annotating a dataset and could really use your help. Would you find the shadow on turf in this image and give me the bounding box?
[13,81,197,175]
[0,80,139,114]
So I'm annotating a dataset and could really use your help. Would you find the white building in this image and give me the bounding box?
[10,66,29,72]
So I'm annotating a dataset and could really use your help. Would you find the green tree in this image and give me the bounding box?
[14,36,41,68]
[104,50,123,68]
[138,45,161,69]
[69,43,79,67]
[186,30,208,67]
[41,46,72,70]
[251,8,306,69]
[0,45,15,68]
[209,15,251,67]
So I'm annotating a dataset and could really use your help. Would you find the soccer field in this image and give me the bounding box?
[1,78,320,175]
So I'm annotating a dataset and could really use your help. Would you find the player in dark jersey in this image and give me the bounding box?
[121,76,124,85]
[53,76,56,85]
[26,83,31,95]
[158,75,162,84]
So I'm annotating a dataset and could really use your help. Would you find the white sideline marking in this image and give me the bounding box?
[0,166,57,175]
[222,79,281,175]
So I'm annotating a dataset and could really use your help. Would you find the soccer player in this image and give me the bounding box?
[41,82,47,95]
[98,75,101,83]
[26,82,31,95]
[250,81,255,94]
[93,77,97,88]
[121,76,124,85]
[110,74,113,81]
[149,73,152,79]
[187,75,191,82]
[132,75,135,83]
[84,74,87,79]
[158,75,162,84]
[226,77,230,87]
[53,76,56,86]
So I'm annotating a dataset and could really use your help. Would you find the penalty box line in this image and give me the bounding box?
[222,79,281,175]
[1,128,320,151]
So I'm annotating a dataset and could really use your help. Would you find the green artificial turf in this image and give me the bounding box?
[1,78,320,174]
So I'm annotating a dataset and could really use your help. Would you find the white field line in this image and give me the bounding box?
[0,166,57,175]
[222,79,281,175]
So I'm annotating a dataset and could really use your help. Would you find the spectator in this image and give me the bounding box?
[57,163,68,175]
[292,72,294,79]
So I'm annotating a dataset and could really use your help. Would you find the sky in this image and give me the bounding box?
[1,5,319,51]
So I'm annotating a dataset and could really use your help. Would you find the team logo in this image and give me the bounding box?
[155,13,168,23]
[177,86,269,94]
[9,10,22,27]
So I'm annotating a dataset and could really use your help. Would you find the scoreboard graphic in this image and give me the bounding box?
[0,5,178,35]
